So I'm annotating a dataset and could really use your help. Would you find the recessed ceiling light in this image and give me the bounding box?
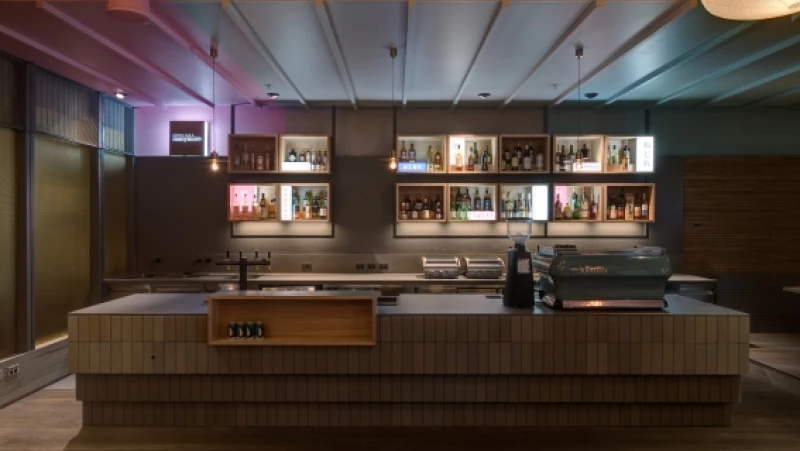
[267,92,280,99]
[478,92,491,99]
[115,91,127,100]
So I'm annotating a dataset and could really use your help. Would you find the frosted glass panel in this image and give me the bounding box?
[0,128,17,358]
[34,135,91,345]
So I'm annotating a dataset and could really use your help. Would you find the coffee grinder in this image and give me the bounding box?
[503,218,534,308]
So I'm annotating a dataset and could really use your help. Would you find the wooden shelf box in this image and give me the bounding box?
[396,183,446,222]
[207,291,377,346]
[228,184,279,222]
[279,183,331,222]
[447,183,498,222]
[498,183,550,221]
[279,135,331,174]
[605,136,655,174]
[395,135,446,174]
[229,134,279,173]
[498,135,551,173]
[552,135,605,174]
[447,135,498,174]
[552,184,603,222]
[603,183,655,222]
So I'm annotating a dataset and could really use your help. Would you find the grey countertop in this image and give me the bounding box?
[71,291,741,317]
[103,272,715,286]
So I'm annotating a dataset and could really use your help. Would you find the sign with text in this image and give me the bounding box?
[635,136,655,173]
[169,121,208,156]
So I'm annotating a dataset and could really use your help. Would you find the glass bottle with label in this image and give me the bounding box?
[535,146,544,171]
[400,141,408,162]
[455,145,464,171]
[567,145,576,172]
[608,194,617,220]
[473,189,482,211]
[312,195,321,219]
[426,146,434,172]
[242,143,251,170]
[572,189,581,220]
[434,195,443,219]
[483,189,492,212]
[641,193,649,220]
[502,145,511,171]
[523,144,532,171]
[634,193,642,219]
[616,190,625,220]
[590,194,598,220]
[505,192,513,219]
[288,148,297,162]
[467,147,475,171]
[268,198,277,219]
[233,192,240,218]
[580,193,589,219]
[409,143,416,163]
[260,193,268,219]
[233,144,242,170]
[256,149,264,171]
[481,148,490,171]
[554,194,563,220]
[450,192,457,220]
[321,151,328,171]
[434,146,442,172]
[319,193,328,219]
[622,145,632,171]
[486,145,492,167]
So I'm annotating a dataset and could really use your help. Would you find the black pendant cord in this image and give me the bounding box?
[577,47,581,141]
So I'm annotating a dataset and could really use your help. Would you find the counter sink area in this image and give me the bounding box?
[68,291,748,428]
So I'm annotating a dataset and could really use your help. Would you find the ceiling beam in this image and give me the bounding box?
[223,2,308,108]
[651,32,800,106]
[697,62,800,107]
[451,0,507,108]
[148,10,258,104]
[314,0,357,109]
[402,0,417,108]
[0,24,161,106]
[499,0,598,109]
[39,2,213,107]
[742,85,800,108]
[600,20,754,108]
[551,0,694,106]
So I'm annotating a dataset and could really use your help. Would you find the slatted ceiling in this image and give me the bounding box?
[33,136,92,346]
[0,128,16,360]
[33,69,99,147]
[101,97,128,153]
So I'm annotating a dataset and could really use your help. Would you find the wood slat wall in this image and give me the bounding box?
[684,157,800,332]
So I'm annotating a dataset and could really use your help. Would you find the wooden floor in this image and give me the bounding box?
[750,334,800,397]
[0,375,799,451]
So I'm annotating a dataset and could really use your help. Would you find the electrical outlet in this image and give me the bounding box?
[301,263,312,272]
[5,364,19,378]
[355,263,364,271]
[378,263,389,271]
[367,263,376,271]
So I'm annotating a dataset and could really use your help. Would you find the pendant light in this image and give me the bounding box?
[702,0,800,21]
[388,46,398,171]
[575,44,583,143]
[209,46,219,172]
[106,0,151,24]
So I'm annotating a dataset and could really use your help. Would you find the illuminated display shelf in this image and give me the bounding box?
[605,136,655,174]
[448,184,498,222]
[228,183,330,223]
[552,184,604,222]
[228,134,279,174]
[498,184,550,222]
[498,135,551,174]
[552,135,655,174]
[278,135,331,174]
[446,134,498,174]
[396,183,447,222]
[551,183,655,223]
[552,135,605,174]
[395,135,447,174]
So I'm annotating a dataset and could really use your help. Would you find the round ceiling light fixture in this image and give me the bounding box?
[106,0,152,24]
[585,92,598,99]
[115,90,127,100]
[701,0,800,20]
[266,84,280,100]
[478,92,491,99]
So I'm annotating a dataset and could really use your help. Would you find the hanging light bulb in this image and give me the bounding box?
[389,46,398,171]
[702,0,800,21]
[209,47,219,172]
[389,150,397,170]
[210,150,219,172]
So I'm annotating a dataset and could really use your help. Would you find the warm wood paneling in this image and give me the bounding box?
[684,157,800,276]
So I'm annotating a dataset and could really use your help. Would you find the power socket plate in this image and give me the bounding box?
[301,263,312,272]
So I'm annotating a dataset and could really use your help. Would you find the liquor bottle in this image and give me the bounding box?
[616,190,625,220]
[590,194,598,220]
[558,146,566,172]
[572,189,580,220]
[312,195,320,219]
[240,192,249,217]
[515,142,523,163]
[319,192,328,219]
[403,193,411,212]
[299,151,307,163]
[260,193,268,220]
[242,143,251,169]
[292,189,300,220]
[471,189,481,211]
[434,146,442,172]
[256,149,264,171]
[450,192,457,220]
[251,147,256,170]
[409,143,417,163]
[523,144,532,171]
[581,143,590,162]
[423,193,432,211]
[467,147,475,171]
[563,200,571,220]
[608,194,617,220]
[233,192,240,218]
[434,195,443,219]
[511,147,520,171]
[310,151,318,171]
[455,145,464,171]
[641,193,649,220]
[505,192,513,219]
[233,145,242,170]
[610,145,618,166]
[264,149,272,171]
[485,145,492,167]
[502,144,511,171]
[526,193,533,218]
[575,145,582,169]
[268,198,277,219]
[625,193,634,220]
[580,193,589,219]
[483,189,492,212]
[414,193,423,211]
[304,191,313,219]
[567,145,576,172]
[634,193,642,219]
[535,146,544,171]
[426,146,434,172]
[400,141,408,162]
[516,193,524,218]
[500,153,507,171]
[321,151,328,171]
[554,194,563,220]
[481,148,490,171]
[622,145,632,171]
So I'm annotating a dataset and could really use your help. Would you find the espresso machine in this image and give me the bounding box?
[503,219,534,308]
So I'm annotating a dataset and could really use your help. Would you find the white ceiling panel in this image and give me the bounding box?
[405,1,498,101]
[629,16,800,103]
[463,1,590,101]
[582,8,739,102]
[515,1,675,101]
[327,2,407,101]
[176,2,298,102]
[234,2,347,101]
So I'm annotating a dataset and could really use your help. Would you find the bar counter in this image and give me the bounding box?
[68,292,749,427]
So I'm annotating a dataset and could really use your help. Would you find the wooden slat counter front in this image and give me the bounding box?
[68,293,749,427]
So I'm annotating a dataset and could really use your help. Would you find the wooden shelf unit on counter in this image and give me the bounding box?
[207,291,377,346]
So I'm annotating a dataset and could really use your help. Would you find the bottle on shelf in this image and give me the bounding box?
[467,146,475,171]
[641,193,649,220]
[523,143,532,171]
[516,193,524,218]
[455,145,464,171]
[321,150,328,171]
[567,145,576,172]
[233,192,240,219]
[259,193,268,220]
[535,146,544,171]
[400,141,408,163]
[505,191,513,219]
[554,194,563,220]
[576,145,583,170]
[526,193,533,218]
[590,194,598,220]
[469,188,480,211]
[256,148,264,171]
[426,146,434,172]
[608,193,617,220]
[319,192,328,219]
[622,145,632,171]
[242,143,251,170]
[292,188,300,220]
[483,189,492,212]
[434,194,443,219]
[511,144,520,171]
[304,191,313,219]
[625,192,634,220]
[608,144,618,166]
[268,198,277,219]
[580,192,589,219]
[310,151,318,171]
[409,143,417,163]
[299,151,307,163]
[634,193,642,219]
[502,144,511,172]
[450,192,457,220]
[572,189,581,220]
[312,194,321,219]
[481,147,490,171]
[422,193,432,219]
[486,145,492,167]
[414,193,423,211]
[557,146,566,172]
[434,146,442,172]
[287,148,297,163]
[616,190,625,220]
[233,144,242,170]
[581,143,590,162]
